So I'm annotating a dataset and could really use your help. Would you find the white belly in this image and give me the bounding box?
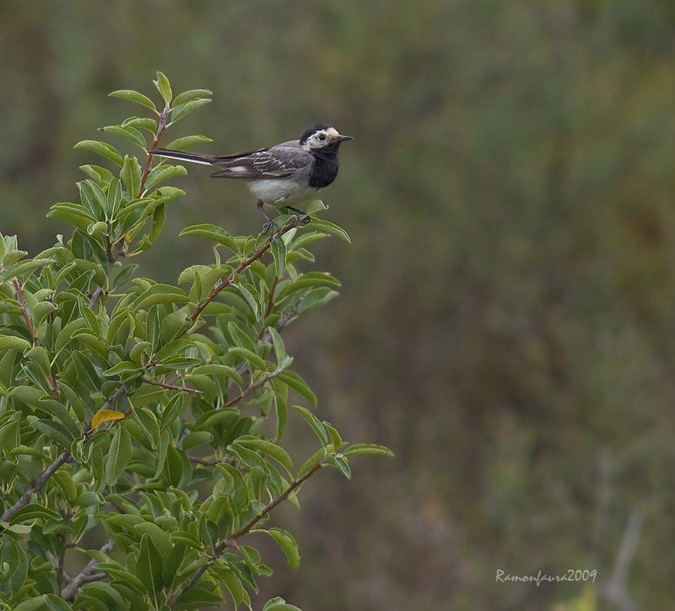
[247,179,318,208]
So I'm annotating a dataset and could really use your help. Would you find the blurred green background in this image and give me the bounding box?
[2,1,675,609]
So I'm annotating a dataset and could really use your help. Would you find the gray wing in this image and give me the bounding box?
[210,141,312,179]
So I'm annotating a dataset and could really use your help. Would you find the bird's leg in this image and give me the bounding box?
[258,200,278,233]
[285,206,310,225]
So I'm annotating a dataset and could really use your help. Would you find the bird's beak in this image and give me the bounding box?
[337,134,353,142]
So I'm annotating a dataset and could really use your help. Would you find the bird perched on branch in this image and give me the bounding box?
[150,124,352,227]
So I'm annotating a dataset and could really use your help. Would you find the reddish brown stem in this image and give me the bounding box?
[185,218,302,329]
[138,106,171,196]
[12,278,59,397]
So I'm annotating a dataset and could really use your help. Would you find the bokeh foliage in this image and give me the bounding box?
[2,1,675,609]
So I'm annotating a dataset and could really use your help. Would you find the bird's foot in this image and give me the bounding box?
[285,206,311,225]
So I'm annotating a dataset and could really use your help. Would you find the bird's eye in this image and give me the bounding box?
[318,134,326,141]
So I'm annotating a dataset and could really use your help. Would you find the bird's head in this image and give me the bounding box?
[300,124,352,152]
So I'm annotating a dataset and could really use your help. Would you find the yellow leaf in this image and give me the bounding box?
[92,408,126,428]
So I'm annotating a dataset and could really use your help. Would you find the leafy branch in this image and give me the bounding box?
[170,456,328,607]
[0,383,129,523]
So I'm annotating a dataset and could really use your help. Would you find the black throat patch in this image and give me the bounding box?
[308,143,341,189]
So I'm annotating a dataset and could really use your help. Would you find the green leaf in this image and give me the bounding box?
[0,534,28,590]
[3,257,55,280]
[269,327,291,368]
[193,408,238,432]
[107,178,123,217]
[277,371,317,406]
[154,71,172,105]
[214,562,244,607]
[109,89,157,112]
[143,164,188,190]
[266,528,300,569]
[263,597,303,611]
[10,385,44,408]
[324,422,345,451]
[12,597,45,611]
[111,264,139,290]
[122,116,158,133]
[81,581,138,608]
[228,346,267,371]
[179,223,241,252]
[47,202,97,232]
[304,199,328,215]
[137,533,164,599]
[9,502,63,525]
[164,135,213,151]
[74,140,124,167]
[233,282,261,320]
[270,235,287,277]
[42,594,74,611]
[133,283,189,310]
[236,435,293,472]
[326,453,351,479]
[150,203,165,242]
[295,448,323,477]
[227,320,257,352]
[307,218,351,242]
[163,444,191,488]
[172,88,213,106]
[170,98,212,123]
[103,361,141,378]
[31,420,72,448]
[296,287,339,315]
[181,430,213,450]
[79,164,116,184]
[134,521,172,559]
[101,125,147,149]
[173,585,224,609]
[105,425,133,486]
[121,155,143,198]
[0,335,31,351]
[159,394,184,431]
[292,405,328,445]
[343,443,395,457]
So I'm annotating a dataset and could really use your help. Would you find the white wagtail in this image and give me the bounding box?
[150,124,352,226]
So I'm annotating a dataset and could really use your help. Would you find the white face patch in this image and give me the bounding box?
[302,127,343,151]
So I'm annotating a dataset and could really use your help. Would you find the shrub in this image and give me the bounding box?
[0,72,391,610]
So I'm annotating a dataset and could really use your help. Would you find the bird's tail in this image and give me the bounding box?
[150,149,218,166]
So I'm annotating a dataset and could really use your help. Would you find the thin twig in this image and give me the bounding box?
[142,376,202,394]
[188,456,218,466]
[61,539,115,601]
[230,459,325,539]
[88,286,105,310]
[12,278,38,344]
[186,219,303,329]
[12,277,59,397]
[139,106,171,196]
[259,275,280,335]
[1,450,72,522]
[227,305,299,400]
[221,368,282,409]
[603,509,643,611]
